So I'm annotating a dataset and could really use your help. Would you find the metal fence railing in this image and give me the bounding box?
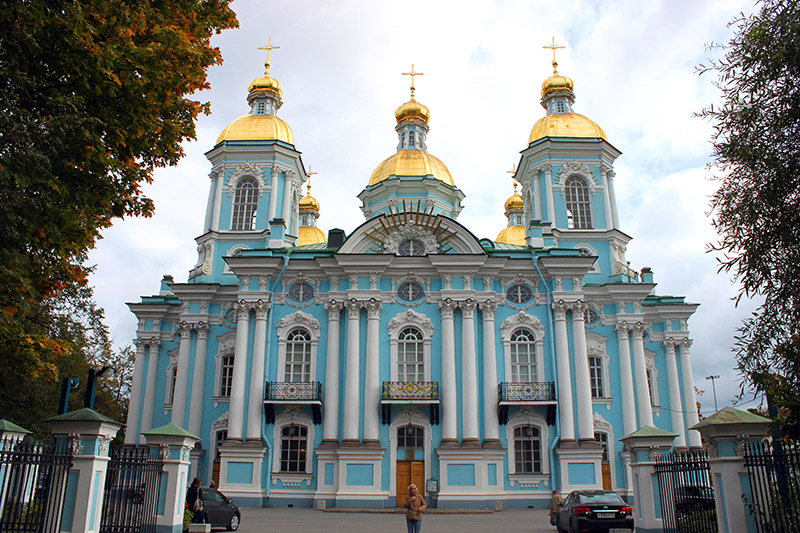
[654,449,717,533]
[0,437,72,533]
[100,446,163,533]
[743,440,800,533]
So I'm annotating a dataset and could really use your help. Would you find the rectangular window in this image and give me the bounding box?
[169,366,177,404]
[280,425,307,472]
[589,356,604,398]
[514,426,542,473]
[219,355,234,397]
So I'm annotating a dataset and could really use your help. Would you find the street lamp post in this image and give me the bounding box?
[705,375,720,412]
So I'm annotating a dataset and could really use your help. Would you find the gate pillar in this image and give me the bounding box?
[691,407,771,533]
[47,408,122,533]
[142,423,199,533]
[621,426,676,533]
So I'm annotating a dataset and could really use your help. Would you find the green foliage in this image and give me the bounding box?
[0,0,237,378]
[700,0,800,435]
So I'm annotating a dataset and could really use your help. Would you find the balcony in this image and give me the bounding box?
[497,381,557,425]
[380,381,440,425]
[264,381,322,425]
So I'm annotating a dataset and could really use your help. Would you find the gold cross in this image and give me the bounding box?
[543,37,565,74]
[507,164,518,193]
[402,64,424,98]
[306,166,318,194]
[258,38,280,73]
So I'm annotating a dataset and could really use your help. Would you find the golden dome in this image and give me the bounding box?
[299,193,320,211]
[529,113,606,143]
[368,150,454,186]
[216,114,294,145]
[496,225,526,246]
[248,73,282,97]
[395,98,430,124]
[541,73,574,98]
[298,226,327,246]
[504,192,524,211]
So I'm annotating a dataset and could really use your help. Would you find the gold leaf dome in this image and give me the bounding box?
[298,226,327,246]
[529,113,606,143]
[395,98,430,124]
[368,150,453,186]
[299,193,320,211]
[248,73,282,97]
[504,192,524,211]
[541,73,574,98]
[216,114,295,145]
[496,225,526,246]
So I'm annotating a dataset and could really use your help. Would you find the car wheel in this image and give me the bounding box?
[227,512,240,531]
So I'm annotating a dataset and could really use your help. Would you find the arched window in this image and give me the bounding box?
[284,328,312,382]
[589,355,604,398]
[397,327,424,381]
[510,329,536,382]
[219,354,234,397]
[397,425,424,449]
[513,425,542,473]
[280,424,308,473]
[564,176,592,229]
[231,177,259,231]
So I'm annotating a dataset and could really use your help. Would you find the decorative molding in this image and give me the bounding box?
[388,309,435,337]
[438,298,457,319]
[500,312,545,340]
[276,311,320,336]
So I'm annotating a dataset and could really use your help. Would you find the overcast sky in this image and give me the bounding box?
[87,0,763,415]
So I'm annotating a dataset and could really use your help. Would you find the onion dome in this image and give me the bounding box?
[248,72,282,97]
[369,150,454,186]
[298,226,327,246]
[497,180,526,246]
[504,184,524,211]
[299,191,320,211]
[297,176,326,246]
[395,98,430,124]
[541,73,574,99]
[496,225,526,246]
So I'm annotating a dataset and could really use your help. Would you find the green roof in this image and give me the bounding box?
[142,423,198,439]
[0,419,31,434]
[624,425,677,439]
[692,406,772,429]
[45,408,121,425]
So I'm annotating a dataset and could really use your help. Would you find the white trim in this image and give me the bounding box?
[212,331,237,405]
[645,349,660,409]
[592,412,618,490]
[388,310,434,381]
[586,332,610,407]
[163,347,179,408]
[389,406,432,500]
[223,245,251,274]
[573,244,601,273]
[207,412,229,482]
[275,311,321,383]
[505,406,550,484]
[500,313,545,383]
[271,405,315,486]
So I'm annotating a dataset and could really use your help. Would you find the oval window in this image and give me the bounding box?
[398,239,426,256]
[506,284,533,304]
[397,282,425,302]
[288,282,315,303]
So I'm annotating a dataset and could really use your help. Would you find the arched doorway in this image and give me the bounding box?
[395,424,425,506]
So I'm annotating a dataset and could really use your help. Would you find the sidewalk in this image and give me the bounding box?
[235,507,554,533]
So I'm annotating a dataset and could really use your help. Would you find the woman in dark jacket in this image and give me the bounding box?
[186,477,206,523]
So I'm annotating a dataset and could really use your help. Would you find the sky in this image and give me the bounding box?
[87,0,764,416]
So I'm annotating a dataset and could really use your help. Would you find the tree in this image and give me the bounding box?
[0,1,237,380]
[700,0,800,436]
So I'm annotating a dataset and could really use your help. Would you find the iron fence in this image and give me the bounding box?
[743,440,800,533]
[498,381,555,402]
[99,446,163,533]
[654,449,717,533]
[0,437,72,533]
[381,381,439,400]
[265,381,322,401]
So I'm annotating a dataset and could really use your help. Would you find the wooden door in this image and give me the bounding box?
[212,461,221,487]
[601,463,612,489]
[396,461,425,506]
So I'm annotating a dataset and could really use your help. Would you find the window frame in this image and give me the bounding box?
[276,311,321,384]
[283,328,313,383]
[586,333,611,405]
[564,175,593,229]
[231,176,259,231]
[500,313,545,384]
[388,309,434,382]
[271,405,314,484]
[506,407,550,486]
[213,331,237,405]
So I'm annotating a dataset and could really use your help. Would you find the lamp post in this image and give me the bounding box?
[705,375,720,412]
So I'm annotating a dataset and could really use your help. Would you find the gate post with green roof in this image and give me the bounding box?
[142,423,199,533]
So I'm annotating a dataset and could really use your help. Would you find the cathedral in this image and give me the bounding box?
[123,42,701,509]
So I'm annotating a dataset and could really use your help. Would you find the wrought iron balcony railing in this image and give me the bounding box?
[265,381,322,401]
[381,381,439,401]
[498,381,556,402]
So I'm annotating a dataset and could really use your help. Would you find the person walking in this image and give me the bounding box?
[549,489,562,527]
[186,477,206,523]
[403,483,427,533]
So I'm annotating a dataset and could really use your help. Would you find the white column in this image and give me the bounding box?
[188,323,209,437]
[570,301,595,441]
[268,167,279,221]
[439,298,458,445]
[480,300,500,444]
[211,168,224,231]
[545,164,555,224]
[281,171,293,222]
[171,322,192,427]
[552,301,575,441]
[363,299,382,443]
[124,339,146,444]
[228,300,251,441]
[601,169,614,230]
[140,339,160,434]
[342,299,362,443]
[322,300,343,444]
[631,322,654,427]
[607,169,619,229]
[664,339,687,448]
[533,170,542,220]
[204,173,216,231]
[679,339,702,448]
[615,323,637,437]
[460,299,479,445]
[246,302,269,441]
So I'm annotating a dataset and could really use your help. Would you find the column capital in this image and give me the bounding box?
[679,338,693,349]
[345,298,362,315]
[615,321,630,338]
[236,299,250,319]
[568,299,589,315]
[133,338,148,351]
[325,299,343,318]
[253,299,270,320]
[478,299,498,318]
[195,322,210,339]
[177,321,192,339]
[460,298,477,317]
[631,321,649,338]
[364,298,382,317]
[663,336,681,350]
[552,299,569,319]
[439,298,457,318]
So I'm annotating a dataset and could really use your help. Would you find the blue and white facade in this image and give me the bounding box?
[124,54,701,509]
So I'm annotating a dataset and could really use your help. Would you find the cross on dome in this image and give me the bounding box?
[402,64,424,98]
[542,37,565,75]
[258,38,280,74]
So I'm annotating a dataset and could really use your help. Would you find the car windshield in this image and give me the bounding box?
[578,492,624,504]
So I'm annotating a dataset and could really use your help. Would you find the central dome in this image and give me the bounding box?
[368,150,454,186]
[529,113,606,143]
[217,114,294,145]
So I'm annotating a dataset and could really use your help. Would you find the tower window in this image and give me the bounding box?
[232,177,259,231]
[556,101,566,113]
[564,176,592,229]
[256,101,266,115]
[408,129,416,148]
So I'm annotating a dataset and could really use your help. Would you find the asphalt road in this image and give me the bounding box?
[231,507,555,533]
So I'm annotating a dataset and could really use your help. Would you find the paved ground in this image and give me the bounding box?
[231,507,554,533]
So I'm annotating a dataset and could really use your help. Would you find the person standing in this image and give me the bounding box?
[403,483,427,533]
[549,489,563,527]
[186,477,206,523]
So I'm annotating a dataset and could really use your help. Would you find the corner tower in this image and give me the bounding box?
[358,65,465,220]
[191,41,308,282]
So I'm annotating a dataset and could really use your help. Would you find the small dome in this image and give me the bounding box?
[395,98,430,124]
[496,225,526,246]
[504,192,524,211]
[541,73,574,98]
[529,113,606,143]
[369,150,453,186]
[297,226,327,247]
[217,114,294,145]
[248,73,282,97]
[299,193,320,211]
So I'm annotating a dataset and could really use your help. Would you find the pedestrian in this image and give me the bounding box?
[209,480,216,489]
[549,489,562,527]
[403,483,427,533]
[186,477,206,523]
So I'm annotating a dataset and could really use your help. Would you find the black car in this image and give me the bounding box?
[555,489,634,533]
[199,487,241,531]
